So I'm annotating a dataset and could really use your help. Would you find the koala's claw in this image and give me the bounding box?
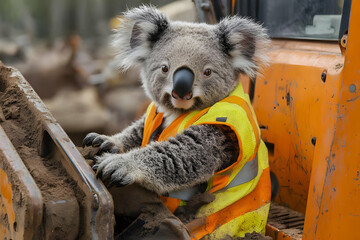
[99,141,113,150]
[95,167,103,179]
[83,133,119,154]
[110,148,119,154]
[93,155,135,188]
[92,164,99,171]
[108,174,132,188]
[98,141,119,154]
[82,132,101,147]
[92,136,106,147]
[118,175,133,186]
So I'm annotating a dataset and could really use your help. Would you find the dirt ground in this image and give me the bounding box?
[0,65,82,239]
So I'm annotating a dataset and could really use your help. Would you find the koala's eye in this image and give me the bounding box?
[203,69,212,77]
[161,65,169,73]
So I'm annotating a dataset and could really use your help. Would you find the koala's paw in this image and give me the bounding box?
[82,132,119,154]
[92,154,137,188]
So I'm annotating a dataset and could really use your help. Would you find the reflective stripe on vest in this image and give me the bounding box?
[225,153,258,189]
[168,153,259,201]
[142,83,270,239]
[188,166,271,239]
[168,185,201,201]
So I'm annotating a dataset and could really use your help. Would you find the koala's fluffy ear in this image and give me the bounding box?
[216,17,270,79]
[112,6,169,70]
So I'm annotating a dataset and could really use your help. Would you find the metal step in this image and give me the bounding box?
[266,203,304,240]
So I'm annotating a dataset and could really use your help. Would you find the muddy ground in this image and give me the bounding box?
[0,65,83,239]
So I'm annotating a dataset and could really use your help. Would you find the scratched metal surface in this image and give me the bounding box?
[248,40,344,214]
[303,1,360,239]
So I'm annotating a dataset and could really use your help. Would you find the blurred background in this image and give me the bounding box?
[0,0,343,145]
[0,0,196,145]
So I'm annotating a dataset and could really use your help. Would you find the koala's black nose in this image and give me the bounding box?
[172,67,194,100]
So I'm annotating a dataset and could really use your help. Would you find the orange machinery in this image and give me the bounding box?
[236,0,360,239]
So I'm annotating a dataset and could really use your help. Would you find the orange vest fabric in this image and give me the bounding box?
[141,84,270,239]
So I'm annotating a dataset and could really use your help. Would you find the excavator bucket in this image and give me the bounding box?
[0,62,114,239]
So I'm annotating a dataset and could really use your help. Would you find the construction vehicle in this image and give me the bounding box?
[194,0,359,239]
[1,0,359,239]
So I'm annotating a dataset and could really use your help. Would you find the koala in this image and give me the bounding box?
[83,6,269,196]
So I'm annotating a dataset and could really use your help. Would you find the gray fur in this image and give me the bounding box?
[83,116,145,153]
[94,125,238,194]
[86,6,269,195]
[112,5,269,115]
[109,116,145,152]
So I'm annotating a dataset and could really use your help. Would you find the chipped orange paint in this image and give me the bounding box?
[0,168,15,239]
[240,40,344,239]
[248,40,344,214]
[303,1,360,239]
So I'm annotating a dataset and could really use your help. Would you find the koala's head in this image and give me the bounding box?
[113,6,269,114]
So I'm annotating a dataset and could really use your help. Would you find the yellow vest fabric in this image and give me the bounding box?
[142,83,271,239]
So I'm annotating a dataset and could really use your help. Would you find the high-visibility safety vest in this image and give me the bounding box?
[141,83,271,239]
